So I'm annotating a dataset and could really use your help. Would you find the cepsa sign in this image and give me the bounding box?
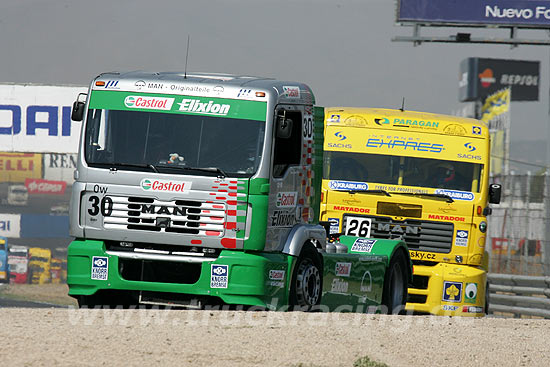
[25,178,67,195]
[0,153,42,183]
[0,84,86,153]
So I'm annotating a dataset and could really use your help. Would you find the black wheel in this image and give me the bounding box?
[382,250,408,314]
[289,245,322,310]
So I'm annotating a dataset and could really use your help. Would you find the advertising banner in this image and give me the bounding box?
[459,58,539,102]
[25,178,67,195]
[0,84,86,153]
[0,152,42,183]
[397,0,550,28]
[20,214,69,238]
[481,89,511,176]
[0,214,21,238]
[43,153,77,183]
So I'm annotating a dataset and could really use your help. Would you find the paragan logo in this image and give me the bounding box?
[374,117,390,125]
[124,96,174,110]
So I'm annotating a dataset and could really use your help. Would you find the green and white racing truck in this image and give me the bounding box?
[68,71,412,312]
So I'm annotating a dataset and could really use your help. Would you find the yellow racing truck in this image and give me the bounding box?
[28,247,52,284]
[320,108,501,316]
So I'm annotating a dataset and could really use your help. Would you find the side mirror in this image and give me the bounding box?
[489,183,501,204]
[71,93,88,121]
[276,112,293,139]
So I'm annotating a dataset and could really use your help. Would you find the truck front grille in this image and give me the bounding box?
[344,215,454,254]
[102,195,226,237]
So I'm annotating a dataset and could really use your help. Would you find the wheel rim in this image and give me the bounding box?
[296,259,321,306]
[390,262,405,310]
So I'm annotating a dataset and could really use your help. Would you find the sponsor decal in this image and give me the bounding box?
[335,262,352,277]
[334,131,347,141]
[269,269,285,281]
[270,210,296,227]
[134,80,146,89]
[351,238,376,253]
[124,96,174,110]
[442,305,459,311]
[169,84,211,93]
[210,264,228,288]
[104,80,119,89]
[391,118,439,128]
[360,271,372,292]
[91,256,108,280]
[464,142,476,152]
[237,89,252,98]
[147,83,163,90]
[472,126,482,135]
[434,189,474,202]
[463,306,483,313]
[213,86,224,94]
[428,213,466,222]
[409,251,436,260]
[442,281,463,302]
[283,86,300,98]
[455,230,469,247]
[328,217,340,234]
[328,181,368,191]
[327,142,352,149]
[464,282,478,303]
[331,278,349,293]
[333,205,370,214]
[479,68,495,88]
[177,98,230,116]
[328,114,340,122]
[25,178,67,195]
[501,74,538,86]
[276,192,297,208]
[140,179,191,193]
[457,153,482,161]
[366,139,444,153]
[443,124,467,136]
[374,117,390,125]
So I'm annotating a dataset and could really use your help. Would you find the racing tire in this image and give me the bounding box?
[382,250,408,314]
[289,245,322,311]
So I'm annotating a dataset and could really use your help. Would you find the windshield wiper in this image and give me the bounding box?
[93,162,159,173]
[391,192,454,203]
[156,165,227,178]
[337,189,391,197]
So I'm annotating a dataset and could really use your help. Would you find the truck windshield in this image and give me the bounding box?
[324,151,482,193]
[84,109,265,178]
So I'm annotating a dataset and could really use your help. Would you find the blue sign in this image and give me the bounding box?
[398,0,550,28]
[328,181,368,191]
[435,189,475,201]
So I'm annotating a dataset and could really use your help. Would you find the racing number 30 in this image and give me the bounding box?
[303,116,313,138]
[88,196,113,216]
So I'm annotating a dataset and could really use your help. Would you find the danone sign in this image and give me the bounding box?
[89,90,267,121]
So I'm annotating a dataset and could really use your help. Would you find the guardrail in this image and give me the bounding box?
[488,273,550,318]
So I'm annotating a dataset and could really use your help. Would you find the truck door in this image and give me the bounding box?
[265,105,315,251]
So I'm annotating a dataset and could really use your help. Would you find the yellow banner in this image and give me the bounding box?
[0,153,42,182]
[481,89,510,123]
[490,130,505,175]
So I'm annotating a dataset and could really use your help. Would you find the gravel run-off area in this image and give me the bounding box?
[0,308,549,367]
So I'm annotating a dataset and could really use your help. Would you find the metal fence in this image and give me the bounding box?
[488,173,550,276]
[488,273,550,318]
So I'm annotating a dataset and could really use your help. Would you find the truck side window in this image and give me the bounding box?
[273,110,302,178]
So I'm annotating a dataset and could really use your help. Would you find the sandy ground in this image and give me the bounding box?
[0,284,77,306]
[0,307,549,367]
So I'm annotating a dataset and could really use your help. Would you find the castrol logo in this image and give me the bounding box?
[276,191,297,208]
[140,179,191,193]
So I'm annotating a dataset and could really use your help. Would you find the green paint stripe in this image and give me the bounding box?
[89,90,267,121]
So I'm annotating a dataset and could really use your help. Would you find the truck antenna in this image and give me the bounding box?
[184,35,190,79]
[400,97,405,112]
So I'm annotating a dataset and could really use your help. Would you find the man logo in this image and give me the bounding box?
[334,131,347,141]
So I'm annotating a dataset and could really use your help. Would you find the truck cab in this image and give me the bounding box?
[28,247,52,284]
[0,236,9,283]
[8,245,29,284]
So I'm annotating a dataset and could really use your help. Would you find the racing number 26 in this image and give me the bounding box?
[88,195,113,216]
[345,217,371,237]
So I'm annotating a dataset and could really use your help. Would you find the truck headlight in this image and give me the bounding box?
[479,221,487,233]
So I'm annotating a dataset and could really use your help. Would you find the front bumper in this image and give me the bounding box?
[406,262,487,317]
[67,239,291,309]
